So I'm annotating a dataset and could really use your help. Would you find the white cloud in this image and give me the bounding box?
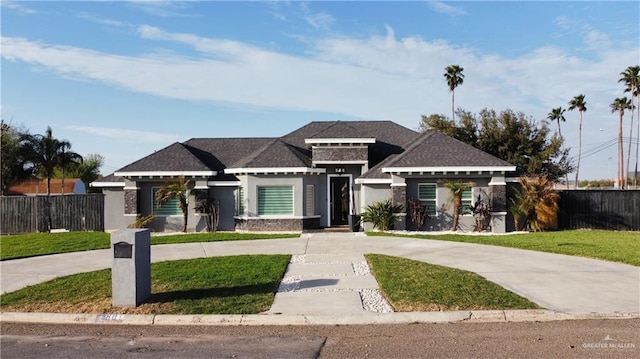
[305,12,335,30]
[428,1,467,16]
[1,0,37,15]
[65,125,183,144]
[1,26,636,155]
[77,12,130,28]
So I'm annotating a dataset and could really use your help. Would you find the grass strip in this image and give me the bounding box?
[367,230,640,266]
[0,232,300,261]
[0,255,290,314]
[365,254,539,311]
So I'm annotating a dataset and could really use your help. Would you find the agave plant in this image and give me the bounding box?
[360,199,403,231]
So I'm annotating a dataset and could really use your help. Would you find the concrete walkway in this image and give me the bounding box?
[1,233,638,317]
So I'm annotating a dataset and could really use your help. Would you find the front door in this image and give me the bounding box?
[330,176,350,226]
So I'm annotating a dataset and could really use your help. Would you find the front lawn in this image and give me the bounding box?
[368,230,640,266]
[0,232,300,261]
[0,255,290,314]
[366,254,539,311]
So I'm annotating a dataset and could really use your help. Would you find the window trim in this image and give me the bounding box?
[257,185,294,216]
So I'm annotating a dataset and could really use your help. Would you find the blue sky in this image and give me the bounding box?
[2,1,639,180]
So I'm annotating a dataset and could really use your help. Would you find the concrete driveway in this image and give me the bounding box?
[1,233,638,315]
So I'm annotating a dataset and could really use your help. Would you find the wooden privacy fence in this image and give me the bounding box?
[1,194,104,234]
[558,190,640,231]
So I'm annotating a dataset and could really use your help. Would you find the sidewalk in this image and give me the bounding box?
[1,232,639,324]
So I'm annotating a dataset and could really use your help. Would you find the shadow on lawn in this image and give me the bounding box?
[147,282,281,304]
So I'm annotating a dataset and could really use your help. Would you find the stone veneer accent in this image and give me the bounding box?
[312,147,368,162]
[491,185,507,212]
[124,189,138,215]
[235,217,321,231]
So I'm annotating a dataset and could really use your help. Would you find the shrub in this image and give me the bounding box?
[407,198,429,231]
[360,199,403,231]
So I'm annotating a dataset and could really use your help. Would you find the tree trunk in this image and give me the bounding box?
[626,106,634,188]
[619,112,625,189]
[575,113,582,189]
[451,197,460,231]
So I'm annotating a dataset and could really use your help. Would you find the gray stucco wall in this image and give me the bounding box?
[103,188,131,231]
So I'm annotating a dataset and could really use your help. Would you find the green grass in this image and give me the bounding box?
[0,255,291,315]
[367,230,640,266]
[0,232,300,261]
[366,254,539,311]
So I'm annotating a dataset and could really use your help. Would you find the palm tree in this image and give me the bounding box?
[444,65,464,122]
[511,175,559,232]
[547,107,570,186]
[18,127,82,231]
[444,180,472,231]
[568,94,587,189]
[619,66,640,186]
[610,97,633,188]
[156,176,190,232]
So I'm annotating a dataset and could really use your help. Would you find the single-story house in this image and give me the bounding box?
[91,121,516,233]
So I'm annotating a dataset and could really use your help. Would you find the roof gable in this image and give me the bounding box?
[379,130,515,171]
[115,142,215,175]
[227,139,311,169]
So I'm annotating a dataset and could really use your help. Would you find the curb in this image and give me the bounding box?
[2,310,638,326]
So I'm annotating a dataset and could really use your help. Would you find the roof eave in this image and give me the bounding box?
[381,166,517,175]
[224,167,326,175]
[114,171,217,178]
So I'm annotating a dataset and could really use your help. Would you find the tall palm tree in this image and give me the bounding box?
[18,127,81,231]
[444,180,472,231]
[156,176,190,232]
[610,97,633,188]
[619,65,640,186]
[568,94,587,189]
[547,107,569,186]
[444,65,464,122]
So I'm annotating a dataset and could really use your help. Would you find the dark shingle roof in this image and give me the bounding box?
[228,139,310,168]
[116,142,214,172]
[378,129,515,169]
[183,138,275,170]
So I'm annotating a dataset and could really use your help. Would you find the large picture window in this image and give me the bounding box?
[258,186,293,215]
[152,187,182,216]
[418,183,437,216]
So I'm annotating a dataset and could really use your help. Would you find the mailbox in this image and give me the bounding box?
[113,242,132,258]
[110,229,151,308]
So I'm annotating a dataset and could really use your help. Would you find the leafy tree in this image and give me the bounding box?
[443,180,473,232]
[444,65,465,122]
[420,109,572,180]
[54,153,104,192]
[0,121,31,195]
[610,97,633,188]
[568,94,587,189]
[619,65,640,186]
[156,176,190,232]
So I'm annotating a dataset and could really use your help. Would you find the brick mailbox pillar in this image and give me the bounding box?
[111,229,151,308]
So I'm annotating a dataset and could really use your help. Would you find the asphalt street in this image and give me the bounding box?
[2,319,638,358]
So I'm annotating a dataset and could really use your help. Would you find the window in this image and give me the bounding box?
[461,187,473,215]
[305,185,315,215]
[258,186,293,215]
[236,186,245,216]
[152,188,182,216]
[418,184,437,216]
